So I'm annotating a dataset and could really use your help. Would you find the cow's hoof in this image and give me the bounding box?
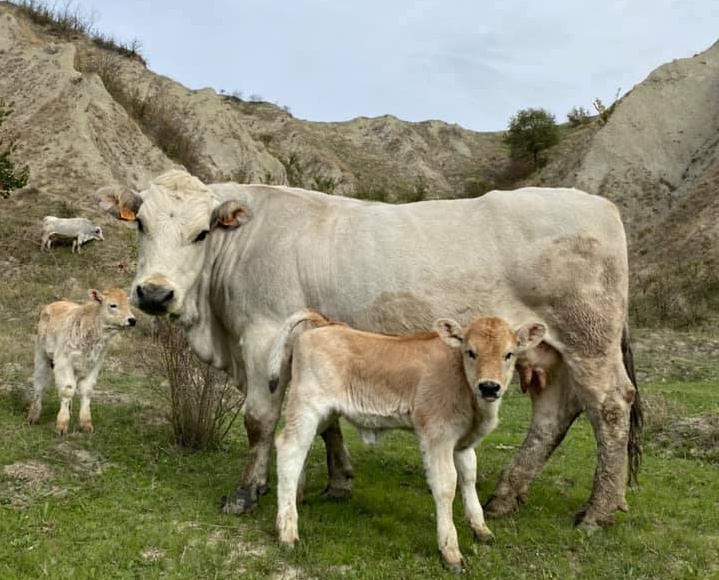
[321,484,353,500]
[575,509,615,530]
[483,494,519,518]
[220,489,258,515]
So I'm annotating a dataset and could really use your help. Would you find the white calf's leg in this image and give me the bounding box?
[275,385,324,547]
[77,377,95,433]
[28,339,52,424]
[454,448,493,543]
[423,440,464,572]
[53,361,76,435]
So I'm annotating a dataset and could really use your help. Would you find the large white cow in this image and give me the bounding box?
[95,169,642,529]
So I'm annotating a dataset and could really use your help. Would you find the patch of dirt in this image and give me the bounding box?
[646,414,719,462]
[140,546,165,562]
[0,460,68,508]
[53,441,115,475]
[632,329,719,383]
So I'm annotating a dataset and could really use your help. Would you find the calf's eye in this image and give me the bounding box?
[109,303,118,309]
[466,350,476,360]
[505,352,514,361]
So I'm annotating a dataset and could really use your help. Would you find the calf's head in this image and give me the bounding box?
[95,170,251,317]
[435,316,546,402]
[91,288,136,329]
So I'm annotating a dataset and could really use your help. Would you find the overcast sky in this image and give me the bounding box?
[73,0,718,132]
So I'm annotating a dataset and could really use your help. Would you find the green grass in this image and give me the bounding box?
[1,374,717,579]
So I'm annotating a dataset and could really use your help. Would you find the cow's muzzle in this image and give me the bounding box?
[478,380,501,400]
[135,283,174,315]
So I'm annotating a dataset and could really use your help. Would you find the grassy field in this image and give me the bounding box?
[1,337,717,579]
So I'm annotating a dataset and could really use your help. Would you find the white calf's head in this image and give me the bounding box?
[435,316,546,403]
[91,288,136,329]
[95,170,251,317]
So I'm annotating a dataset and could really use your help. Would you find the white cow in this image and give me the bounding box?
[95,169,642,529]
[27,288,136,434]
[41,216,104,253]
[270,310,546,571]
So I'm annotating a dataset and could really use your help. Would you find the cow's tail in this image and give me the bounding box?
[267,309,335,394]
[622,322,643,486]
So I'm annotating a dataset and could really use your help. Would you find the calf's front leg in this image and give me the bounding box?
[454,447,493,543]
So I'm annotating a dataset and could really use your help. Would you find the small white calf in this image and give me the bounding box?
[27,288,136,434]
[269,309,545,572]
[41,216,104,253]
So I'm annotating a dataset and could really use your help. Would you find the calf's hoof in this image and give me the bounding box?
[79,421,94,434]
[483,494,519,518]
[441,552,466,574]
[27,404,41,424]
[55,422,70,436]
[220,488,258,515]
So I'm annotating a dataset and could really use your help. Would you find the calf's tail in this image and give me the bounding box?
[622,323,643,486]
[267,308,335,394]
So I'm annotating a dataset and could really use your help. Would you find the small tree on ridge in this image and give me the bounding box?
[504,107,560,168]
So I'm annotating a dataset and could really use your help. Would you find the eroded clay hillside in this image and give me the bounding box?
[0,1,717,324]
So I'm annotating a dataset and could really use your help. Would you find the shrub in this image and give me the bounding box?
[461,177,491,198]
[593,88,621,125]
[139,320,244,450]
[0,99,29,198]
[504,108,560,167]
[567,106,591,126]
[311,174,338,194]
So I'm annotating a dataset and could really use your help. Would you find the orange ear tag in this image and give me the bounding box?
[119,207,136,221]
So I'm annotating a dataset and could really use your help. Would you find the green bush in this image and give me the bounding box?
[504,108,560,167]
[567,106,591,126]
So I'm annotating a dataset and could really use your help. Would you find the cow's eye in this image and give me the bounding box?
[194,230,209,243]
[466,349,476,360]
[505,352,514,361]
[136,218,144,233]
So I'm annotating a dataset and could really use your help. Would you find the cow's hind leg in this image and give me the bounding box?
[485,364,582,518]
[28,339,52,424]
[574,357,635,529]
[320,419,354,499]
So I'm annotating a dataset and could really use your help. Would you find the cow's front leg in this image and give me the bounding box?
[221,325,280,515]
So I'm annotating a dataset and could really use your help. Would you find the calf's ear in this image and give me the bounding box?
[515,322,547,352]
[210,200,252,231]
[89,289,104,303]
[434,318,465,349]
[95,185,143,221]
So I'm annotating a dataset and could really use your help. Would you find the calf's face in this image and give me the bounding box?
[435,316,546,402]
[91,288,137,329]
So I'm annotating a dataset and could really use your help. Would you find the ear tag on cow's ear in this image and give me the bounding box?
[119,207,136,221]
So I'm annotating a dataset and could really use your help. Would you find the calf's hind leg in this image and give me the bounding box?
[53,360,77,435]
[320,420,354,499]
[28,339,52,424]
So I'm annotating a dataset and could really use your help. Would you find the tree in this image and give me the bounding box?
[0,99,29,198]
[504,108,560,168]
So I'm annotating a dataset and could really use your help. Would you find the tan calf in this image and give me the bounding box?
[269,309,545,572]
[27,288,136,434]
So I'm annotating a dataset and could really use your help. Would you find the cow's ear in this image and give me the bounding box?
[95,185,143,221]
[434,318,465,349]
[89,289,104,303]
[210,200,252,230]
[515,322,546,352]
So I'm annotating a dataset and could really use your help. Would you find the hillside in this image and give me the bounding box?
[0,0,717,328]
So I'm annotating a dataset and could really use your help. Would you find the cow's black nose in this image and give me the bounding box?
[136,284,174,314]
[478,381,501,399]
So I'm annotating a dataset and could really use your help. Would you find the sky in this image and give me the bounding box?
[72,0,718,132]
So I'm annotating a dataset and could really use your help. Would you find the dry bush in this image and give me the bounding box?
[138,320,244,450]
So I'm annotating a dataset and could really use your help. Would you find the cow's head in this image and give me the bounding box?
[90,287,136,329]
[435,316,546,403]
[95,170,251,317]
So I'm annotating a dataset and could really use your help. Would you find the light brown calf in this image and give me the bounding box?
[27,288,136,434]
[269,309,545,572]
